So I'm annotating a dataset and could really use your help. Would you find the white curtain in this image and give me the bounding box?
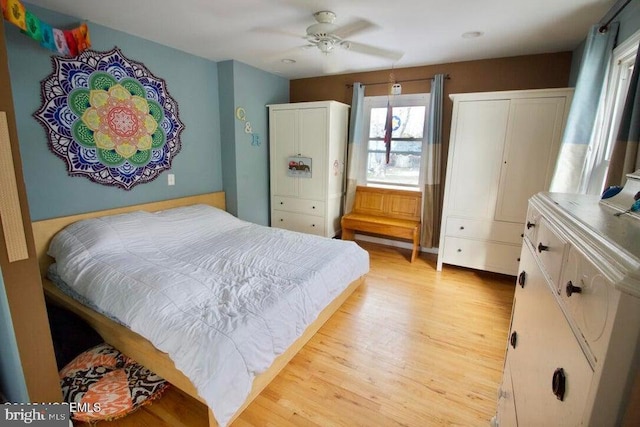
[550,23,619,193]
[421,74,444,248]
[344,82,365,214]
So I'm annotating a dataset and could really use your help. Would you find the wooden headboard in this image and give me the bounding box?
[31,191,226,277]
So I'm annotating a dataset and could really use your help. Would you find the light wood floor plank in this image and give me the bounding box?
[77,241,515,426]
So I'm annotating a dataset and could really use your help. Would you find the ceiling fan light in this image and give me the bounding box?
[313,11,337,24]
[317,39,335,54]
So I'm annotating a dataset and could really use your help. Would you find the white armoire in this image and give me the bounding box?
[268,101,349,237]
[437,88,573,275]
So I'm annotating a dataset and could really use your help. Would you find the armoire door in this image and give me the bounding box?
[270,108,298,197]
[297,107,326,201]
[445,99,510,219]
[495,97,567,223]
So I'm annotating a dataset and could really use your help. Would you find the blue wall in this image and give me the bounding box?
[218,60,289,226]
[616,0,640,43]
[5,4,222,220]
[0,268,29,403]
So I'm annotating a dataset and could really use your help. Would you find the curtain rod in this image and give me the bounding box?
[599,0,632,32]
[346,74,450,88]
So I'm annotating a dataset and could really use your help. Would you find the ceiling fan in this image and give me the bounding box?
[302,10,403,62]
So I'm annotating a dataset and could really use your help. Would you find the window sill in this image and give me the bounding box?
[363,183,421,192]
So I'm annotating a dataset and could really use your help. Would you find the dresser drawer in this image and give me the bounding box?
[441,236,520,275]
[273,196,325,217]
[509,244,593,424]
[534,218,568,287]
[559,246,615,364]
[523,204,542,244]
[272,210,326,236]
[445,217,523,244]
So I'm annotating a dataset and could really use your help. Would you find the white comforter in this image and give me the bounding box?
[49,204,369,426]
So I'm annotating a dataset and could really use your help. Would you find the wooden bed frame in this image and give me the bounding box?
[32,192,363,426]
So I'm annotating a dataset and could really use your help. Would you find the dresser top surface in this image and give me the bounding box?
[535,192,640,295]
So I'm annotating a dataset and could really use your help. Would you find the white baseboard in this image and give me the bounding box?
[354,233,439,254]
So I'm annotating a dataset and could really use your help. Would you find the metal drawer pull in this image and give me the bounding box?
[537,243,549,253]
[518,271,526,288]
[312,206,316,209]
[280,219,283,222]
[565,281,582,297]
[552,368,566,401]
[527,221,536,229]
[280,201,284,205]
[510,331,517,349]
[460,226,465,230]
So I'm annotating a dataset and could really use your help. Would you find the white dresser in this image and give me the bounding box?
[437,88,573,275]
[268,101,349,237]
[494,189,640,426]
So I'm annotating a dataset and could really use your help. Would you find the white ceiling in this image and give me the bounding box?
[25,0,617,79]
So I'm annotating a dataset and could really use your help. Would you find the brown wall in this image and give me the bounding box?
[290,52,573,170]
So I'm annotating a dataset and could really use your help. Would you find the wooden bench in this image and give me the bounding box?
[341,186,422,262]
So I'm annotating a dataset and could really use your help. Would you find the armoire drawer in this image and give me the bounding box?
[273,196,325,217]
[441,236,520,275]
[533,218,568,288]
[559,246,615,364]
[445,217,523,245]
[272,210,326,236]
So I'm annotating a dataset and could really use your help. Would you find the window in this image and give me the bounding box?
[586,29,640,194]
[362,94,429,188]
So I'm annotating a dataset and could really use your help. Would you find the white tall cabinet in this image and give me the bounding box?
[268,101,349,237]
[437,88,573,275]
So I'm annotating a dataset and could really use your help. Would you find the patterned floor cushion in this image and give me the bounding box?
[60,343,169,422]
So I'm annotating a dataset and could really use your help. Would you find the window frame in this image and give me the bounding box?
[585,28,640,194]
[360,93,430,189]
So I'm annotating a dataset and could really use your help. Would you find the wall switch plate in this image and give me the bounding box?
[168,174,175,186]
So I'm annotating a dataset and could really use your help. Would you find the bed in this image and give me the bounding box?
[32,192,368,426]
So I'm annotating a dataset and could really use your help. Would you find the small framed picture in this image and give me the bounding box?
[287,156,312,178]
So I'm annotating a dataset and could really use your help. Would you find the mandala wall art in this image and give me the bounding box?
[34,47,184,190]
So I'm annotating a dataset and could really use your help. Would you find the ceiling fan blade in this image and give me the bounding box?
[333,18,378,39]
[250,26,303,39]
[342,41,404,62]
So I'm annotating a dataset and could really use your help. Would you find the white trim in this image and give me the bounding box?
[364,93,429,107]
[612,27,640,62]
[585,27,640,194]
[361,93,430,189]
[449,88,574,102]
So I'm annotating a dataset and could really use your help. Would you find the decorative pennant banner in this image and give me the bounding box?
[2,0,90,56]
[34,48,185,190]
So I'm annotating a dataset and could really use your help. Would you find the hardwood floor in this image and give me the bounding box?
[78,241,515,427]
